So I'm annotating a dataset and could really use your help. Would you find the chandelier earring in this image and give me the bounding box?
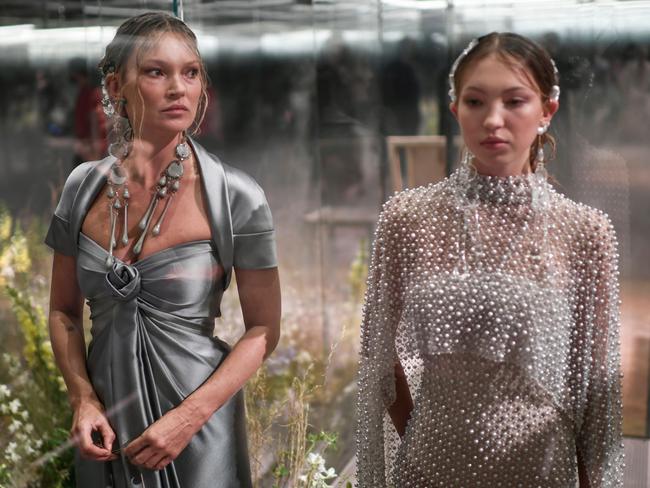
[101,78,133,161]
[531,123,551,212]
[460,147,475,171]
[107,111,133,161]
[100,74,115,118]
[535,122,549,179]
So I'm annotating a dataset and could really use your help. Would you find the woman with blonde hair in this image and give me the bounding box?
[46,12,280,487]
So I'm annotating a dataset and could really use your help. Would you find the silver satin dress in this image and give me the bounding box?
[45,140,277,488]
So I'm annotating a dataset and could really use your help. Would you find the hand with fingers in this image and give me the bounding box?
[123,405,203,471]
[72,398,119,462]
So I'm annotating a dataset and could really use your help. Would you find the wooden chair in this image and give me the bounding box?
[387,135,454,192]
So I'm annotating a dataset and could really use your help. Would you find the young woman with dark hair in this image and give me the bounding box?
[357,32,623,488]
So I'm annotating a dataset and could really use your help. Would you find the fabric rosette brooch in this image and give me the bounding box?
[105,261,141,302]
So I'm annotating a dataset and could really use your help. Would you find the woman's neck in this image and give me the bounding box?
[125,133,187,188]
[471,156,531,177]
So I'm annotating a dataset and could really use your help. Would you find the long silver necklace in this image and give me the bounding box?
[104,141,191,267]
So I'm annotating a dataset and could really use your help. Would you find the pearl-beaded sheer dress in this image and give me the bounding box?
[356,168,623,487]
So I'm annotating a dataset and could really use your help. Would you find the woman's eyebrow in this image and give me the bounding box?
[503,86,533,94]
[140,58,200,67]
[463,85,532,94]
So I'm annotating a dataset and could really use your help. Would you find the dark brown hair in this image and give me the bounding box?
[98,11,209,135]
[453,32,559,170]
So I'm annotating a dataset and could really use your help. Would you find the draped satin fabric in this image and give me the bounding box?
[46,140,277,488]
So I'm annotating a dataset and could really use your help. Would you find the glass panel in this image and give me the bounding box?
[0,1,648,485]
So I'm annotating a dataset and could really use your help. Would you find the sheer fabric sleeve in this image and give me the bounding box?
[44,163,93,256]
[227,168,277,270]
[576,213,624,488]
[356,196,405,487]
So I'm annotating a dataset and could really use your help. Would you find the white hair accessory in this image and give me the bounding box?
[448,38,479,103]
[448,38,561,104]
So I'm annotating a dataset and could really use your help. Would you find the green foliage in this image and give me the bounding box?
[5,286,67,404]
[0,205,74,488]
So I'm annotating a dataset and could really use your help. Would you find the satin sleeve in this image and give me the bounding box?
[44,163,93,256]
[226,167,277,270]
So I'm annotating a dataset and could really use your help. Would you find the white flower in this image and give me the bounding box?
[24,423,34,434]
[0,384,10,399]
[302,454,338,488]
[6,442,20,463]
[8,398,22,414]
[8,419,22,434]
[34,439,43,449]
[306,452,325,469]
[319,467,337,480]
[20,410,29,420]
[0,403,9,414]
[1,265,15,280]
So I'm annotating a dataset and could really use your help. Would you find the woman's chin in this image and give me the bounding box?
[140,120,194,138]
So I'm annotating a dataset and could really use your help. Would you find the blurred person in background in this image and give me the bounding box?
[69,57,107,167]
[380,38,422,136]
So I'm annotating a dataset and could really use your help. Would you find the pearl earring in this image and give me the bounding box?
[537,123,549,136]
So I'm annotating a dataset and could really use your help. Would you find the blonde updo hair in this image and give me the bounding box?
[98,11,209,135]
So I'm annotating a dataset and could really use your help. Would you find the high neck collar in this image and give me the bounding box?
[452,166,551,207]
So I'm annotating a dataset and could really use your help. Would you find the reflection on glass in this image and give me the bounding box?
[0,1,648,486]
